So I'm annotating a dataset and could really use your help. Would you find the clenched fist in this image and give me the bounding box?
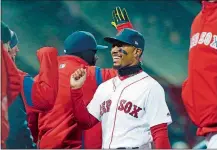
[70,68,87,89]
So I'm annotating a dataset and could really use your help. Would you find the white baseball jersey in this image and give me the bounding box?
[87,71,172,149]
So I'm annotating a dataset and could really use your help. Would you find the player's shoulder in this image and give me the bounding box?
[58,56,73,69]
[99,77,116,87]
[140,71,164,92]
[86,65,98,74]
[97,76,116,91]
[191,11,202,30]
[58,55,76,65]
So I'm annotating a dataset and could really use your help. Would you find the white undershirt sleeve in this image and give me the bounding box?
[145,83,172,127]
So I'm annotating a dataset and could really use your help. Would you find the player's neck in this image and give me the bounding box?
[118,64,142,77]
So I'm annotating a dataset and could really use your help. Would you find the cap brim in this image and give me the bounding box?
[104,37,132,45]
[96,45,108,50]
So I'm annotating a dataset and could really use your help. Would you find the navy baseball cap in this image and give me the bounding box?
[64,31,108,54]
[10,30,18,48]
[104,28,145,51]
[1,22,11,44]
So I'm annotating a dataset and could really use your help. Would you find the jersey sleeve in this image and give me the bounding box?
[1,43,9,148]
[87,84,105,121]
[22,47,58,112]
[145,83,172,127]
[1,45,8,99]
[71,88,99,129]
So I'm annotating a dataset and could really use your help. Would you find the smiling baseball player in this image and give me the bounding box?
[70,28,172,149]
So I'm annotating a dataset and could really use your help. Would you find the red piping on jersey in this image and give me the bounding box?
[108,76,148,149]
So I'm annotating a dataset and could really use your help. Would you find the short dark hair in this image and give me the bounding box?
[69,51,85,59]
[1,22,11,44]
[67,49,96,58]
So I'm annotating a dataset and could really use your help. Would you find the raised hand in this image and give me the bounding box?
[70,68,87,89]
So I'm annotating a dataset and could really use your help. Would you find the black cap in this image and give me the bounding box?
[104,28,145,51]
[1,22,11,44]
[64,31,108,54]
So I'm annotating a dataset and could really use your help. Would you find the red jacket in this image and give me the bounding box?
[182,1,217,136]
[1,47,8,148]
[21,47,59,113]
[28,55,116,148]
[1,45,58,148]
[1,43,20,148]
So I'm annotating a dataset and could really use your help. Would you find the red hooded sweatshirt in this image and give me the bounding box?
[1,45,59,148]
[1,43,19,148]
[182,1,217,136]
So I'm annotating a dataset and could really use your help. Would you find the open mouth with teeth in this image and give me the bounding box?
[112,55,123,63]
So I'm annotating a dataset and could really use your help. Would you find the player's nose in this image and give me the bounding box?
[15,47,19,52]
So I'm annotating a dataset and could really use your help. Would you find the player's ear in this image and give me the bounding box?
[134,48,142,58]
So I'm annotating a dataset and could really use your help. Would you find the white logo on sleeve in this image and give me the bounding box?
[210,35,217,49]
[59,64,66,69]
[190,32,217,50]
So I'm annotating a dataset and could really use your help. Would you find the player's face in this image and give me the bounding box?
[111,42,141,69]
[9,45,19,61]
[3,42,11,52]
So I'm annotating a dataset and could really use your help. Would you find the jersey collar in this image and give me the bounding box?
[118,70,144,81]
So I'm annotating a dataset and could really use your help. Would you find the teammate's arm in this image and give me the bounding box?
[22,47,58,112]
[1,43,11,148]
[145,83,172,149]
[2,43,21,104]
[111,7,134,32]
[71,88,99,129]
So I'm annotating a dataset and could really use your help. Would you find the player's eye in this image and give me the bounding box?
[112,43,124,48]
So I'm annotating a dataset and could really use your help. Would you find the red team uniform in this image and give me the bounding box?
[1,46,8,148]
[30,55,116,148]
[182,0,217,147]
[1,43,20,148]
[1,45,59,148]
[19,47,59,113]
